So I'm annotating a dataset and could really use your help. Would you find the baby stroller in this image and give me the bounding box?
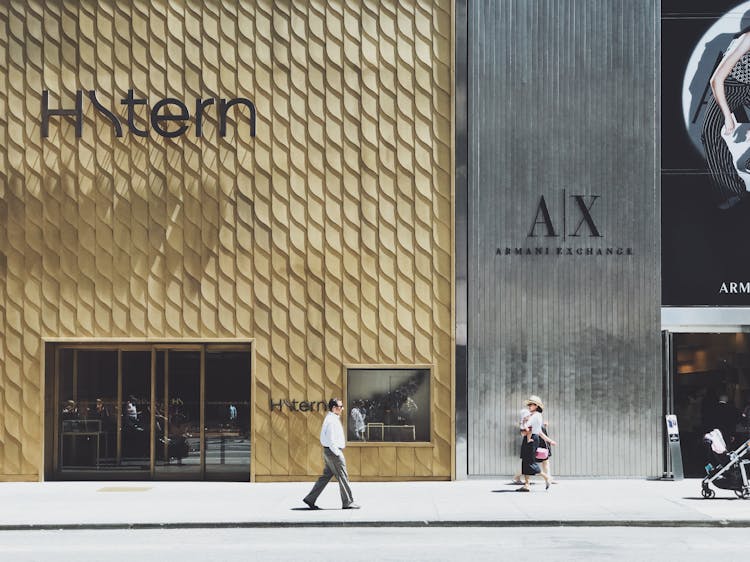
[701,429,750,499]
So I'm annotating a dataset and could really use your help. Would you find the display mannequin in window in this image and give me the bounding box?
[61,400,79,421]
[90,398,110,422]
[350,400,366,441]
[124,399,143,431]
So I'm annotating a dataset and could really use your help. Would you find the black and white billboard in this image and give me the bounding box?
[663,0,750,304]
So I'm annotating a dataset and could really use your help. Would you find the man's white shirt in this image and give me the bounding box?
[320,411,346,456]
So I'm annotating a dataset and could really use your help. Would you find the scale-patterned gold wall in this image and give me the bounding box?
[0,0,453,480]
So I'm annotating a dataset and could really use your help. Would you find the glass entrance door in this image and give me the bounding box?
[154,350,202,480]
[205,350,251,481]
[58,349,118,472]
[119,350,152,476]
[50,343,251,481]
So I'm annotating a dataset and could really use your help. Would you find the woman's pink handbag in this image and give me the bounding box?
[535,447,549,460]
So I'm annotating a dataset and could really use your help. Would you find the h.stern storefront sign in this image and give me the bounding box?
[41,89,256,139]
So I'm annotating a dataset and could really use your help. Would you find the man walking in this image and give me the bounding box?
[303,398,360,510]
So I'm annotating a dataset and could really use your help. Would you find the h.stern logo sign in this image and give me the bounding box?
[41,89,256,140]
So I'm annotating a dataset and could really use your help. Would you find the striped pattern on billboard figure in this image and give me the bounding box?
[702,31,750,209]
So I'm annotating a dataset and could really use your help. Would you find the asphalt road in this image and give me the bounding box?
[0,527,746,561]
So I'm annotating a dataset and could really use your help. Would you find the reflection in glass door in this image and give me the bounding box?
[51,343,251,481]
[58,350,117,470]
[155,350,202,480]
[205,351,251,481]
[120,351,151,475]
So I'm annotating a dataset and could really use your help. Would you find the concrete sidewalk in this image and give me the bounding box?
[1,478,749,530]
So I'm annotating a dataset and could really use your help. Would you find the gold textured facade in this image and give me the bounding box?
[0,0,454,480]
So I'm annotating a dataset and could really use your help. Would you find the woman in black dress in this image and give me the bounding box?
[702,29,750,208]
[517,395,556,492]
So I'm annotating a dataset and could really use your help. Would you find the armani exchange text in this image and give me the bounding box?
[496,246,633,256]
[719,282,750,294]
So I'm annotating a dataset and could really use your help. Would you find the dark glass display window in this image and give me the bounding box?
[346,368,430,443]
[48,343,251,481]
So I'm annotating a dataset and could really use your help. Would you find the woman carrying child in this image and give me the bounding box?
[516,395,556,492]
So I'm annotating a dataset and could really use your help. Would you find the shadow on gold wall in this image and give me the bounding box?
[0,0,453,480]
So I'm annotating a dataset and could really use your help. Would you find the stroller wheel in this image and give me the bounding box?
[737,488,750,500]
[702,487,715,499]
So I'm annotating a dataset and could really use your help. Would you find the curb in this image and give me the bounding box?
[1,519,749,531]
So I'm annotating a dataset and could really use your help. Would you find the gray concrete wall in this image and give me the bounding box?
[466,0,661,476]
